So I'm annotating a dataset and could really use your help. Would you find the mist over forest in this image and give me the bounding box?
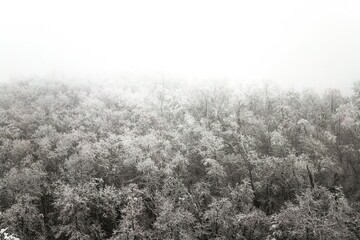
[0,78,359,240]
[1,0,360,238]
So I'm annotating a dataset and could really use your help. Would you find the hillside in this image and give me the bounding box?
[0,79,359,240]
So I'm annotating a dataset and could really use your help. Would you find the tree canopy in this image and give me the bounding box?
[0,79,359,239]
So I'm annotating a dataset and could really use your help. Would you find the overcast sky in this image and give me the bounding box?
[1,0,360,94]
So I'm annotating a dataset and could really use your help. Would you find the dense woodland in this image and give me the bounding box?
[0,79,360,240]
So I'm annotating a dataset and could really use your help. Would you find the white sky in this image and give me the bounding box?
[1,0,360,94]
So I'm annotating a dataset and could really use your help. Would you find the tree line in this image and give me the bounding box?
[0,79,359,239]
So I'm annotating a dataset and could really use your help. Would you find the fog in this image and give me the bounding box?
[1,0,360,94]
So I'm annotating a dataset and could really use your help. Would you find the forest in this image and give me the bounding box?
[0,79,359,240]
